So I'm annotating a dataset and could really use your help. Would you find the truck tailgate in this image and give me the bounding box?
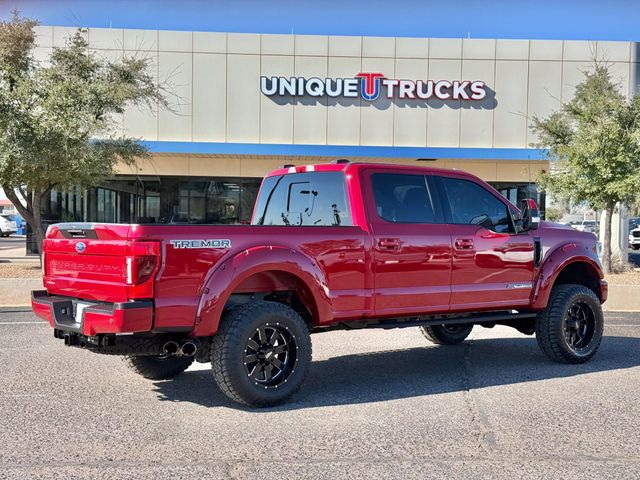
[43,224,132,303]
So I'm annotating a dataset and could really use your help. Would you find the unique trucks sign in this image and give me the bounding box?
[260,72,487,102]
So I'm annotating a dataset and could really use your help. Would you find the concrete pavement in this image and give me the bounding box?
[0,310,639,479]
[0,235,37,263]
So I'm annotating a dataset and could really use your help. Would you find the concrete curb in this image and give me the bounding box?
[0,278,42,306]
[0,259,40,264]
[0,277,637,312]
[602,284,640,312]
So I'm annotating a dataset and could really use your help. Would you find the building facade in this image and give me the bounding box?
[33,26,639,225]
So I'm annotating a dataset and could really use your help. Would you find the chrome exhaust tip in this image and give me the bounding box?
[162,340,180,355]
[180,341,197,357]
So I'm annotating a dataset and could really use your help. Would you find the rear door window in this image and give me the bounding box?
[255,172,351,226]
[371,173,438,224]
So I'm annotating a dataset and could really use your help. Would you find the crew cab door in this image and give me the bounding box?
[364,170,452,316]
[435,175,535,310]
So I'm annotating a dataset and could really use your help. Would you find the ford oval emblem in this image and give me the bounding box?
[75,241,86,253]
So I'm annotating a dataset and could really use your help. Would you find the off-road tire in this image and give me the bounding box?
[420,324,473,345]
[123,355,194,380]
[211,301,312,407]
[535,284,604,364]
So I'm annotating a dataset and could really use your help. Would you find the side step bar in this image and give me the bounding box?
[317,311,538,332]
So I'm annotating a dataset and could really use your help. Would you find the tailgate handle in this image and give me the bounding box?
[59,228,98,239]
[66,229,87,238]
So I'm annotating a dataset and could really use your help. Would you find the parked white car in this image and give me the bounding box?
[0,214,17,237]
[629,227,640,250]
[572,220,599,234]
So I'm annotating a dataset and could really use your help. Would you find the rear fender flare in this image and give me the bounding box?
[193,246,332,336]
[531,244,604,309]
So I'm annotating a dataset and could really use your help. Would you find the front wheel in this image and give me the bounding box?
[124,355,194,380]
[420,324,473,345]
[536,284,604,364]
[211,301,312,407]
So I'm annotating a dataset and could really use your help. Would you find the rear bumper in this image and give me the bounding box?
[31,290,153,336]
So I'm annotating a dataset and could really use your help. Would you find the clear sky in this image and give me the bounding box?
[2,0,640,41]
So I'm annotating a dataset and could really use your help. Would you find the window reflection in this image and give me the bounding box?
[43,176,262,225]
[41,177,547,226]
[490,182,547,219]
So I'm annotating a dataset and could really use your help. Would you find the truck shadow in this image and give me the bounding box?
[151,334,640,411]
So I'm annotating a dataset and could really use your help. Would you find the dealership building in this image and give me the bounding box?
[32,26,638,225]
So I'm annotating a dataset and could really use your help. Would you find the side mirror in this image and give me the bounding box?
[520,199,540,231]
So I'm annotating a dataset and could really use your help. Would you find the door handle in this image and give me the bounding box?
[454,238,474,250]
[377,238,401,250]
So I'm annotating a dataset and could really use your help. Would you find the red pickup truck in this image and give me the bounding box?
[32,161,607,407]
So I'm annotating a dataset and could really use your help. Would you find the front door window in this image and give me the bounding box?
[441,177,512,233]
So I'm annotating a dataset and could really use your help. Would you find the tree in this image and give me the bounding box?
[0,12,167,253]
[532,64,640,273]
[544,205,564,223]
[628,196,640,218]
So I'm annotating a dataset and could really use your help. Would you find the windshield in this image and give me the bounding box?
[1,215,15,222]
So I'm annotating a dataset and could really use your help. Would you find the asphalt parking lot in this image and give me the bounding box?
[0,235,24,249]
[1,310,639,479]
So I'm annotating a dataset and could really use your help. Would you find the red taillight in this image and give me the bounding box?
[126,256,157,285]
[125,241,160,299]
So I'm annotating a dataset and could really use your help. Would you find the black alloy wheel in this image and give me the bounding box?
[123,354,194,380]
[442,325,468,335]
[420,323,473,345]
[563,301,597,352]
[244,323,297,388]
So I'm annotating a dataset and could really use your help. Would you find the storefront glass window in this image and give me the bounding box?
[96,188,117,223]
[40,176,263,225]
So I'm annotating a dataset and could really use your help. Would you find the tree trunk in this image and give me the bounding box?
[2,185,46,257]
[31,188,45,255]
[601,201,615,275]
